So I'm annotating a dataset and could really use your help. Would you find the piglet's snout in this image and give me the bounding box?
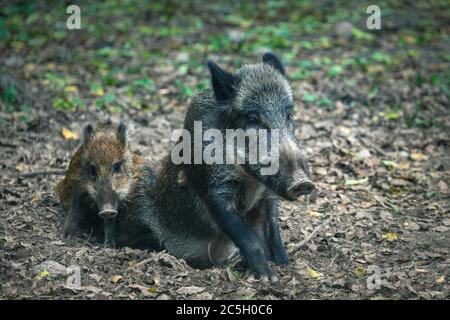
[96,181,119,219]
[98,204,118,218]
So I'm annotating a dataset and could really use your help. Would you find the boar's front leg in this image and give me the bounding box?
[265,197,288,265]
[103,218,117,248]
[205,190,274,280]
[247,196,288,265]
[62,196,83,239]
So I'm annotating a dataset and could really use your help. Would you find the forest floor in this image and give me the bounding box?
[0,1,449,299]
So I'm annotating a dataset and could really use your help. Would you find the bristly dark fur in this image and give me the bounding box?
[129,53,314,280]
[56,121,154,248]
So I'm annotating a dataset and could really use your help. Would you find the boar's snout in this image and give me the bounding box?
[278,137,315,200]
[286,179,315,200]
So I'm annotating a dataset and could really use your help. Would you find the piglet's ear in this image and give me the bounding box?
[117,122,128,146]
[207,60,237,104]
[83,124,93,144]
[263,52,286,76]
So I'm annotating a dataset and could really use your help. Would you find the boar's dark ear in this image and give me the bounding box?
[207,60,236,103]
[117,122,128,146]
[263,52,286,76]
[83,124,94,144]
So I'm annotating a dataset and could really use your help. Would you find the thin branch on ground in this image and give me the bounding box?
[18,170,66,178]
[291,218,331,252]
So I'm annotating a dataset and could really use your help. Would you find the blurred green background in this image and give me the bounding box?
[0,0,448,127]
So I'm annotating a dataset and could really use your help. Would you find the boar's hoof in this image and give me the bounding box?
[103,240,116,248]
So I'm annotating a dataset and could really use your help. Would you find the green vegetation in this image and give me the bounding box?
[0,0,448,126]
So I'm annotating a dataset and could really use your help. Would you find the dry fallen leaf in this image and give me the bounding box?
[64,85,78,93]
[382,160,398,169]
[404,221,420,231]
[338,126,352,136]
[15,163,26,172]
[24,63,36,75]
[127,284,158,297]
[61,128,79,140]
[402,35,417,44]
[177,286,205,295]
[382,233,398,241]
[361,200,377,208]
[309,210,322,217]
[51,240,65,246]
[437,180,448,192]
[31,191,42,204]
[91,86,105,96]
[353,267,366,278]
[148,287,158,293]
[345,177,368,186]
[35,270,50,281]
[380,211,393,221]
[110,275,122,284]
[410,152,426,161]
[434,226,448,233]
[398,162,410,170]
[153,274,161,285]
[436,276,445,284]
[307,268,324,279]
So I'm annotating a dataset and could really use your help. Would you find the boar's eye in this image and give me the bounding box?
[88,163,97,177]
[247,113,259,125]
[286,112,293,121]
[286,105,294,121]
[112,161,123,174]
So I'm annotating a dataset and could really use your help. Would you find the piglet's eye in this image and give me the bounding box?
[113,161,123,174]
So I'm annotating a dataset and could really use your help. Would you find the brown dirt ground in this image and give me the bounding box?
[0,1,449,300]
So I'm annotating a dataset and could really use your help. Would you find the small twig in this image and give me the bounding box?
[372,145,387,157]
[78,229,95,248]
[135,257,153,268]
[0,185,27,191]
[86,229,94,244]
[357,136,387,157]
[292,218,331,252]
[46,207,59,215]
[0,142,17,148]
[328,253,339,268]
[18,170,66,178]
[1,188,21,197]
